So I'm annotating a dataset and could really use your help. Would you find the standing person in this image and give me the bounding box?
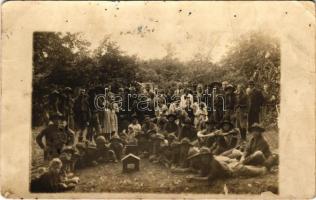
[74,89,90,142]
[110,101,119,135]
[261,84,276,122]
[235,84,248,141]
[102,100,112,140]
[62,87,75,130]
[87,87,101,142]
[36,114,75,161]
[224,84,236,121]
[247,80,264,129]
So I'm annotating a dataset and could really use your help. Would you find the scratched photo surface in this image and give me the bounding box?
[1,1,315,199]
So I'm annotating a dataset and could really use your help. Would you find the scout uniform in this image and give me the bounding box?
[36,114,75,161]
[243,123,272,166]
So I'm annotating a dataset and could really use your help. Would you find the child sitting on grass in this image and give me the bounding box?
[30,158,79,192]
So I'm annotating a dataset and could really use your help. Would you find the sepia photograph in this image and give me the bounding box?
[30,5,280,195]
[1,1,315,198]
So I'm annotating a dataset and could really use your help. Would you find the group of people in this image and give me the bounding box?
[31,79,278,192]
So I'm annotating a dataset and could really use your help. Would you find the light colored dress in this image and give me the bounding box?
[102,108,112,134]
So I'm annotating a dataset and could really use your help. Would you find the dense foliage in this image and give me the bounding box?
[32,31,280,126]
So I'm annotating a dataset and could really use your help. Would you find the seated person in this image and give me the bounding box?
[197,120,220,147]
[178,137,194,168]
[94,136,117,163]
[163,113,179,135]
[30,158,79,193]
[210,121,238,155]
[179,118,197,141]
[240,123,278,169]
[59,146,76,175]
[110,134,124,160]
[128,114,141,133]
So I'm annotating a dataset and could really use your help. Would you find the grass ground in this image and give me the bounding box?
[31,126,278,194]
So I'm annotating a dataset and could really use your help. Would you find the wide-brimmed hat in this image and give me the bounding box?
[96,136,107,144]
[184,117,192,125]
[167,132,177,140]
[209,82,222,89]
[220,120,234,130]
[187,147,212,160]
[248,80,255,85]
[186,147,200,160]
[64,87,73,93]
[170,141,181,148]
[180,137,193,146]
[153,133,165,141]
[167,113,177,120]
[224,84,235,91]
[110,134,123,143]
[249,123,265,133]
[49,112,63,121]
[131,113,138,119]
[62,145,75,153]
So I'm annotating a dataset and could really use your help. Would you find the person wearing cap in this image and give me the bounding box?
[179,117,197,141]
[36,113,75,161]
[240,123,272,166]
[163,113,179,135]
[247,80,264,129]
[74,88,91,142]
[235,84,249,141]
[185,147,232,183]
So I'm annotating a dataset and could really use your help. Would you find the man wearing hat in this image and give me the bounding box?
[36,113,75,161]
[197,120,220,147]
[247,80,264,129]
[210,120,237,155]
[61,87,75,130]
[240,123,272,166]
[235,84,248,141]
[224,84,236,121]
[73,88,91,142]
[179,117,197,141]
[186,147,232,183]
[163,113,179,135]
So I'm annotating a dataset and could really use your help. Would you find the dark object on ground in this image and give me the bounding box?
[125,145,139,155]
